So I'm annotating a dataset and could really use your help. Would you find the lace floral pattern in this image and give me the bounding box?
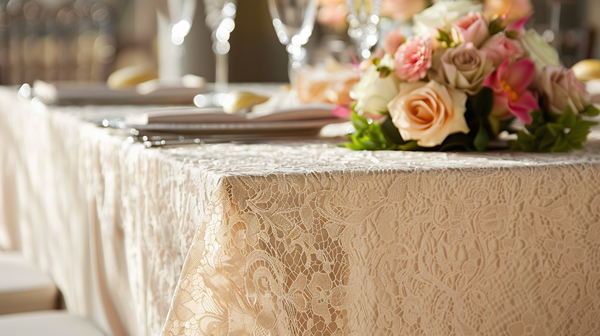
[1,89,600,335]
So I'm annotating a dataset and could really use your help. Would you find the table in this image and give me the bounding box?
[1,87,600,336]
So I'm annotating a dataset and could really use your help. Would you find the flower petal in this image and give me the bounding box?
[508,90,539,124]
[504,59,536,93]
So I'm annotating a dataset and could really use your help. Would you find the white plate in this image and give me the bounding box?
[33,80,204,105]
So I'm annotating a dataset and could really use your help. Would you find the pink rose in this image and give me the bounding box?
[451,12,489,47]
[539,66,590,114]
[394,34,432,82]
[484,59,539,124]
[480,35,525,67]
[384,28,405,55]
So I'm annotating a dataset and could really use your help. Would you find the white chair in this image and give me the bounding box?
[0,252,59,315]
[0,311,106,335]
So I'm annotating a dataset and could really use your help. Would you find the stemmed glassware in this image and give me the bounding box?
[156,0,197,83]
[267,0,319,90]
[346,0,382,61]
[204,0,237,95]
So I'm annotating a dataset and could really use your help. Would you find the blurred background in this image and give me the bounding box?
[0,0,597,85]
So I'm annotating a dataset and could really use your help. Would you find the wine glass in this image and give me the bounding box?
[157,0,197,83]
[267,0,319,90]
[346,0,382,61]
[204,0,237,94]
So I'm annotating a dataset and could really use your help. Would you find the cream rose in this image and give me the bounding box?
[350,55,400,115]
[430,43,494,95]
[387,81,470,147]
[520,29,561,75]
[540,66,590,114]
[413,0,483,36]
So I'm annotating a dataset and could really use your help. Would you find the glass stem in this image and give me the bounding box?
[287,44,306,92]
[215,51,228,93]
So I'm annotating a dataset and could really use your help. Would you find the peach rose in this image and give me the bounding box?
[380,0,427,22]
[484,0,533,22]
[451,12,489,47]
[480,34,525,67]
[540,66,590,114]
[387,81,470,147]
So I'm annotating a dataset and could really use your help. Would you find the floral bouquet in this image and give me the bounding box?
[344,0,599,152]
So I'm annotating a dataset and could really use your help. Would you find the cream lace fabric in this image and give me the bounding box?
[1,88,600,336]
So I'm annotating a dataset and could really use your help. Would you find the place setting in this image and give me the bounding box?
[22,0,357,150]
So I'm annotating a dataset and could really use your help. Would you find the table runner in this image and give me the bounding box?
[1,87,600,335]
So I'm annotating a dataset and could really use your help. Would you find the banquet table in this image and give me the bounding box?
[1,86,600,336]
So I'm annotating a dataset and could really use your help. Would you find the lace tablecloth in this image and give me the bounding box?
[1,87,600,336]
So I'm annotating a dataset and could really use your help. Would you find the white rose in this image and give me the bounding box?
[350,55,399,115]
[387,81,470,147]
[520,29,561,75]
[412,0,483,36]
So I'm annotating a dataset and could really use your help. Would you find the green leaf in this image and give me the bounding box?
[472,87,494,119]
[437,29,451,42]
[534,125,549,138]
[474,125,489,151]
[539,132,556,149]
[399,141,423,151]
[489,17,507,36]
[488,115,501,135]
[557,108,577,128]
[546,123,565,136]
[551,134,569,152]
[372,58,381,66]
[439,133,476,151]
[381,117,405,144]
[584,104,600,117]
[350,111,368,131]
[376,66,392,77]
[505,30,519,39]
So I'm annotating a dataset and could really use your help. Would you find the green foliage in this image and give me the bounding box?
[474,126,490,152]
[468,87,497,151]
[436,29,457,48]
[488,16,507,36]
[376,66,392,77]
[510,106,598,152]
[584,104,600,117]
[472,87,494,119]
[344,112,400,150]
[505,30,519,39]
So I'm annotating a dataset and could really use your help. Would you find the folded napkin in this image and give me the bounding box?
[125,104,337,125]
